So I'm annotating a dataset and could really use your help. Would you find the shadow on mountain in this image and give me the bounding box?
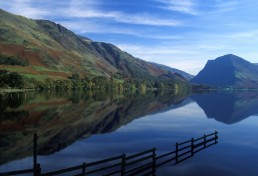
[0,90,189,165]
[190,91,258,124]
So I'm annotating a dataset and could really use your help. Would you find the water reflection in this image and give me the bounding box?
[191,91,258,124]
[0,90,189,165]
[2,90,258,173]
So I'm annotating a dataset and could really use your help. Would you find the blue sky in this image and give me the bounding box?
[1,0,258,74]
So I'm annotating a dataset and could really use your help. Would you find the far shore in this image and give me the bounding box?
[0,89,35,94]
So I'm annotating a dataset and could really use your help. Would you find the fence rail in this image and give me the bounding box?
[0,131,218,176]
[0,169,34,176]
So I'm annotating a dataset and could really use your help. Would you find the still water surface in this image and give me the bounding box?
[1,91,258,176]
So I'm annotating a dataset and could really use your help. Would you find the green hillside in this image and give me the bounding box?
[0,8,188,90]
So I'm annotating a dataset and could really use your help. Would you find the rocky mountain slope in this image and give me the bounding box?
[191,54,258,88]
[0,9,188,86]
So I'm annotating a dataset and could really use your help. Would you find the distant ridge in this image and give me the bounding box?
[191,54,258,88]
[149,62,194,80]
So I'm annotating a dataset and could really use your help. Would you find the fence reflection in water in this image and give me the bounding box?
[0,131,218,176]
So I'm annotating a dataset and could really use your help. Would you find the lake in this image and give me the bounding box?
[1,90,258,176]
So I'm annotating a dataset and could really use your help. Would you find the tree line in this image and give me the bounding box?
[0,70,190,92]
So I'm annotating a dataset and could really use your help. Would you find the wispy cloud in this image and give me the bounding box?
[213,1,238,13]
[114,27,258,74]
[156,0,198,15]
[59,20,183,40]
[58,20,141,36]
[0,0,51,19]
[69,10,182,26]
[0,0,183,26]
[66,1,182,26]
[224,30,258,39]
[117,13,182,26]
[115,43,212,74]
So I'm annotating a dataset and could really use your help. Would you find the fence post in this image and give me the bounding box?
[35,163,41,176]
[175,142,179,164]
[33,133,38,176]
[204,135,206,148]
[152,148,156,175]
[82,162,86,175]
[191,138,194,156]
[121,154,126,176]
[215,131,218,143]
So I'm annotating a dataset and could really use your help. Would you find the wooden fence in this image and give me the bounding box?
[0,131,218,176]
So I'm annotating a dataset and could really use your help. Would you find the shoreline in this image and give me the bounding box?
[0,89,35,94]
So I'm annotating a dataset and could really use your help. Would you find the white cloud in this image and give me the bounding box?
[213,1,238,13]
[58,19,183,40]
[66,7,182,26]
[118,13,182,26]
[59,20,141,36]
[114,28,258,75]
[115,43,212,74]
[0,0,50,19]
[13,7,50,19]
[0,0,183,27]
[224,31,258,39]
[156,0,198,15]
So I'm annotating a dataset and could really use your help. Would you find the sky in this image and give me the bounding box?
[1,0,258,75]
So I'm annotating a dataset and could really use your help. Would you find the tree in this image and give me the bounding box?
[0,70,24,88]
[70,73,80,80]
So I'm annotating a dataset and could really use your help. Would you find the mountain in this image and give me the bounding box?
[149,62,194,80]
[191,54,258,88]
[0,9,187,88]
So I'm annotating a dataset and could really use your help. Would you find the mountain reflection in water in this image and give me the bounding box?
[191,91,258,124]
[0,90,188,165]
[1,90,258,169]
